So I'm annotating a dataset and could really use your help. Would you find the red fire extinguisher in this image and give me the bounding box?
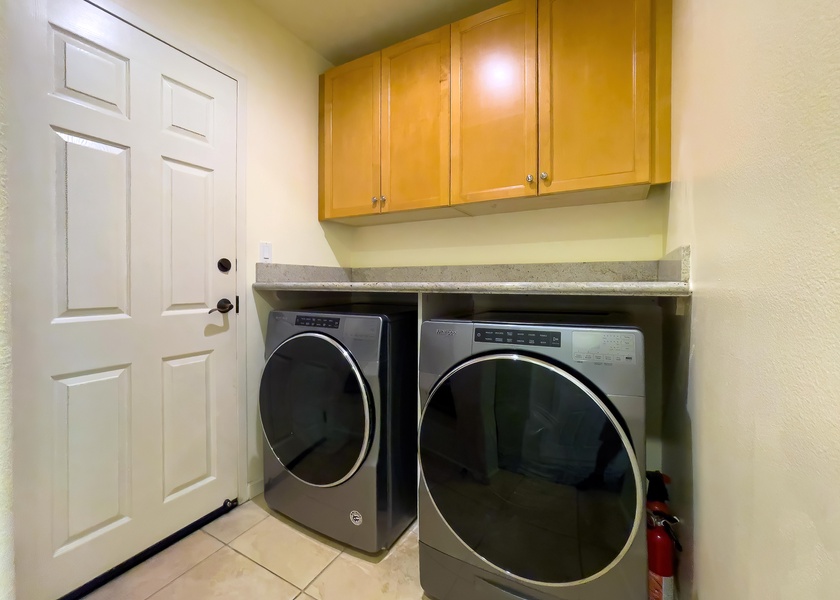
[647,511,681,600]
[646,471,681,600]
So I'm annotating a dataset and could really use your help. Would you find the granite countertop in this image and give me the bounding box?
[253,247,691,297]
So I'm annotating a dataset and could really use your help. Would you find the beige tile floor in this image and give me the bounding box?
[85,495,432,600]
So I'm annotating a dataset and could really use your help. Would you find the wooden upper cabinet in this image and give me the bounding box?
[652,0,672,184]
[381,26,451,213]
[319,0,671,222]
[321,52,381,220]
[538,0,652,193]
[451,0,538,205]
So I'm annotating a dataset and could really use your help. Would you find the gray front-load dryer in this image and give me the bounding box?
[260,305,417,552]
[418,313,647,600]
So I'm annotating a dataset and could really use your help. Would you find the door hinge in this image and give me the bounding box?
[235,295,239,314]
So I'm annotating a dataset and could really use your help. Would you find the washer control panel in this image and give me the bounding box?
[295,315,340,329]
[572,331,637,365]
[475,327,561,348]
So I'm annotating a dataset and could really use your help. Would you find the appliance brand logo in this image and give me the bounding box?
[436,329,457,336]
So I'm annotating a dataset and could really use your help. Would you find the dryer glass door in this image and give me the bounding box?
[419,354,642,585]
[260,333,372,487]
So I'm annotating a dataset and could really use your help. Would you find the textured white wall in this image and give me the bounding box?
[0,0,14,597]
[668,0,840,597]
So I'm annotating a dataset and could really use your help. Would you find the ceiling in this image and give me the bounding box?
[251,0,507,65]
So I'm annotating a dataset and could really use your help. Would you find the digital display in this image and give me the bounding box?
[571,330,636,365]
[295,315,340,329]
[474,328,561,348]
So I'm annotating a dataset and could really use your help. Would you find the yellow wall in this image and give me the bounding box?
[667,0,840,596]
[103,0,345,489]
[0,0,14,596]
[349,186,668,267]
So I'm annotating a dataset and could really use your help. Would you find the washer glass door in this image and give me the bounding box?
[419,354,641,585]
[260,333,372,487]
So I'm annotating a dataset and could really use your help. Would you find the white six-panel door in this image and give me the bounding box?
[10,0,239,597]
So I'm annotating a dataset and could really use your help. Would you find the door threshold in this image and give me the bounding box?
[59,499,239,600]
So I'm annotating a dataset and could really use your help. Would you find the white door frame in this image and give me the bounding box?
[79,0,251,502]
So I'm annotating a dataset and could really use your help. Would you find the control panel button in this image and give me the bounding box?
[571,330,637,366]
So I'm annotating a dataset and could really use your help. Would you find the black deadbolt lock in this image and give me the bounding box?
[217,258,232,273]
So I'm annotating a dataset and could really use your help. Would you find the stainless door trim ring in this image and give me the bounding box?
[261,332,372,488]
[418,352,644,588]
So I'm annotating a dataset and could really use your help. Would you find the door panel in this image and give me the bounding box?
[11,0,239,597]
[52,367,131,555]
[53,26,130,117]
[162,159,213,311]
[162,352,214,501]
[451,0,538,204]
[322,53,381,219]
[381,26,451,212]
[55,130,130,318]
[538,0,651,192]
[163,76,214,142]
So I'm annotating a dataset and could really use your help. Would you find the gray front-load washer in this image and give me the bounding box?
[418,313,647,600]
[260,305,417,552]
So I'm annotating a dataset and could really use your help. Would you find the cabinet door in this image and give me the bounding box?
[451,0,538,205]
[381,26,451,213]
[538,0,651,193]
[321,52,381,219]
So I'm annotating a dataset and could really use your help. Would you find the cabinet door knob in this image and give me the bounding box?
[381,196,387,205]
[526,174,534,183]
[371,196,378,206]
[540,172,549,180]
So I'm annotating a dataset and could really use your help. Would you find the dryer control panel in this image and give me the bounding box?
[572,331,636,365]
[295,315,340,329]
[474,327,561,347]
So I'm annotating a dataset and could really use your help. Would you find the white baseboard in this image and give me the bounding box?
[246,479,264,500]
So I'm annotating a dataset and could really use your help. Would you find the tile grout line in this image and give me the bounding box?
[147,510,289,599]
[207,511,269,545]
[141,546,227,600]
[299,549,344,598]
[203,501,270,545]
[188,502,416,599]
[225,542,303,594]
[90,507,303,600]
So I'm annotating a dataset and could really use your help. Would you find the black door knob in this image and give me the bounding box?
[209,298,234,314]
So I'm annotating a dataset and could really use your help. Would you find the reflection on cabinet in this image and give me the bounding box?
[451,0,537,205]
[538,0,651,193]
[320,27,451,220]
[320,53,380,220]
